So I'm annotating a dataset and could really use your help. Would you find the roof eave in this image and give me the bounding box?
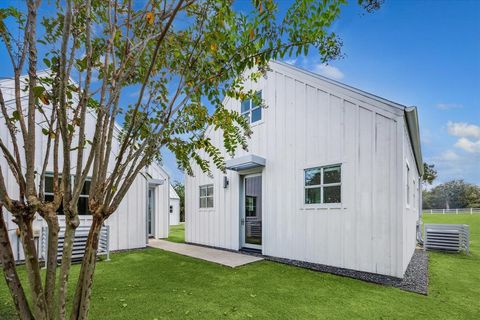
[404,107,424,176]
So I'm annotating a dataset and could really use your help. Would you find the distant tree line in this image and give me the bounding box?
[421,162,480,209]
[422,180,480,209]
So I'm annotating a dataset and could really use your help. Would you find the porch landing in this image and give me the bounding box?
[148,239,263,267]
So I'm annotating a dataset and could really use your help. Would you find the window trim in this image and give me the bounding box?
[199,184,214,209]
[303,164,342,207]
[406,161,410,208]
[241,90,262,124]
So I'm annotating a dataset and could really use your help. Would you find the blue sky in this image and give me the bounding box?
[280,0,480,186]
[1,0,479,185]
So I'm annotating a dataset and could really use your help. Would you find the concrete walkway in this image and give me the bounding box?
[148,239,263,268]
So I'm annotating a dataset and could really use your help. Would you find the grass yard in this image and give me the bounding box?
[1,214,479,319]
[166,224,185,243]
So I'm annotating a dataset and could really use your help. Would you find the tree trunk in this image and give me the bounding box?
[0,207,34,320]
[56,216,79,320]
[70,215,104,320]
[17,214,49,320]
[43,214,60,318]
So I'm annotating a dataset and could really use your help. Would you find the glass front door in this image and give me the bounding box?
[242,175,262,249]
[147,187,155,237]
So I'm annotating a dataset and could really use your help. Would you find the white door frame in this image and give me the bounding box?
[241,173,262,251]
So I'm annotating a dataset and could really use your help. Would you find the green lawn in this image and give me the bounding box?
[166,224,185,243]
[1,215,479,319]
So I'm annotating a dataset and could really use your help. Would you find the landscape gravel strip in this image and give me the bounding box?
[242,248,428,295]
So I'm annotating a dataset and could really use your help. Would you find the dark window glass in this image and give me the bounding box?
[77,197,91,215]
[241,100,250,113]
[323,186,341,203]
[251,108,262,123]
[324,166,341,184]
[80,180,91,196]
[245,196,257,217]
[305,168,322,186]
[305,187,321,204]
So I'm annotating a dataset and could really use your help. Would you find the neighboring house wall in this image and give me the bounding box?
[169,199,180,225]
[169,185,181,225]
[0,76,170,261]
[185,62,421,278]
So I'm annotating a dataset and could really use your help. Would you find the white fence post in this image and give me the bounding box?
[456,209,458,214]
[443,209,445,214]
[471,208,473,215]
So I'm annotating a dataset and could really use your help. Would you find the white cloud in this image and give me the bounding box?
[447,122,480,153]
[455,137,480,153]
[436,103,463,110]
[431,150,480,184]
[447,122,480,139]
[312,63,344,80]
[440,150,460,161]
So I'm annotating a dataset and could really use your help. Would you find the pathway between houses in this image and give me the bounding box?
[148,239,263,267]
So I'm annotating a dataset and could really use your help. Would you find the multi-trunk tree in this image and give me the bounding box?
[0,0,380,319]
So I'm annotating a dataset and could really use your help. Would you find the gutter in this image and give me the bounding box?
[404,107,424,176]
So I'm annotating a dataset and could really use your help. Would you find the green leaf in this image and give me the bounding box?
[12,110,20,121]
[32,86,45,98]
[42,128,50,135]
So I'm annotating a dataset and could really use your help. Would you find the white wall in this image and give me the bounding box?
[186,62,419,278]
[402,127,421,273]
[0,76,169,260]
[169,198,180,225]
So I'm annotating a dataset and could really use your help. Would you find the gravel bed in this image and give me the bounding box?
[395,249,428,295]
[241,248,428,295]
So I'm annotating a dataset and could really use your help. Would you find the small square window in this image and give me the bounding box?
[241,90,262,124]
[304,164,341,205]
[199,184,214,208]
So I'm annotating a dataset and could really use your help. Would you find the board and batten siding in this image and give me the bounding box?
[186,62,418,278]
[0,76,170,260]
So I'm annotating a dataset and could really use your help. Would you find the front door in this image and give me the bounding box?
[147,187,155,238]
[241,174,262,250]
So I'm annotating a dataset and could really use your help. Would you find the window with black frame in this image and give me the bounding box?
[44,174,92,215]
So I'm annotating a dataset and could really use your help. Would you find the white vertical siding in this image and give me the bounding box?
[402,125,421,273]
[185,62,417,278]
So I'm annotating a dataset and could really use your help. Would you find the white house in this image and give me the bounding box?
[0,74,171,261]
[185,61,423,279]
[169,184,181,225]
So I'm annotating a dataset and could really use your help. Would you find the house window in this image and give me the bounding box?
[406,163,410,207]
[199,184,214,208]
[413,179,416,209]
[241,91,262,123]
[44,174,91,215]
[169,205,173,213]
[304,165,341,204]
